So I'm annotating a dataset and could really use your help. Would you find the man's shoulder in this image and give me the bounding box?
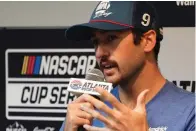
[165,81,195,104]
[147,81,195,130]
[152,80,195,119]
[109,81,195,103]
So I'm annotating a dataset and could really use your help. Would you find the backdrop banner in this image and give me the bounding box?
[2,1,195,131]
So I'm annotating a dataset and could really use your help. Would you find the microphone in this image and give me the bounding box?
[67,68,113,97]
[67,68,113,131]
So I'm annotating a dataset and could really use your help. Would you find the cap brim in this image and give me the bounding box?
[65,22,131,41]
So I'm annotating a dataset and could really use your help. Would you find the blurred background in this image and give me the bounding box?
[0,1,195,131]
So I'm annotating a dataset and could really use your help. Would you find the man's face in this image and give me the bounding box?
[91,29,146,85]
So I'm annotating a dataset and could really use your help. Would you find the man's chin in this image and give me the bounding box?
[105,76,120,86]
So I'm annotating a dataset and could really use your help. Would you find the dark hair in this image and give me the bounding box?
[132,28,161,63]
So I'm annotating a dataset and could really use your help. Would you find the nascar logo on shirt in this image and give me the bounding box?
[5,49,96,121]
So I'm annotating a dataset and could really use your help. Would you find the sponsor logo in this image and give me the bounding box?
[93,1,112,18]
[6,122,27,131]
[33,126,55,131]
[149,126,168,131]
[6,49,96,121]
[20,54,96,76]
[68,78,112,96]
[176,1,195,6]
[70,80,82,90]
[81,81,109,92]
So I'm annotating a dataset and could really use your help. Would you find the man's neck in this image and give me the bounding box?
[118,62,166,109]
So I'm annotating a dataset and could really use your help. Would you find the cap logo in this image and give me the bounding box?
[141,13,151,26]
[93,1,112,19]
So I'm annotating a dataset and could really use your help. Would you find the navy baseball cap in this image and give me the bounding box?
[65,1,163,41]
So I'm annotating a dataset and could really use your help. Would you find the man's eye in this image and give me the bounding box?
[107,35,117,42]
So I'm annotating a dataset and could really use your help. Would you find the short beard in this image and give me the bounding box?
[119,60,145,90]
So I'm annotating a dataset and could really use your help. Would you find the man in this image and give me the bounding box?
[60,1,195,131]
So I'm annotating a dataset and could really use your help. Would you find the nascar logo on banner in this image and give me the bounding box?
[6,49,96,121]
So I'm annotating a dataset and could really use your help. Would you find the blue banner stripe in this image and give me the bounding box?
[33,56,41,75]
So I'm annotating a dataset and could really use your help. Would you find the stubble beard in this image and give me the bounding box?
[118,60,145,90]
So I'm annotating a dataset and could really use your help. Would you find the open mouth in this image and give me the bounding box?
[100,62,116,73]
[103,64,113,69]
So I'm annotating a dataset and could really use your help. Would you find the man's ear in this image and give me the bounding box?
[142,30,157,53]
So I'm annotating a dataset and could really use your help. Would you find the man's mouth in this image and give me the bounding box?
[100,62,117,73]
[103,64,113,69]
